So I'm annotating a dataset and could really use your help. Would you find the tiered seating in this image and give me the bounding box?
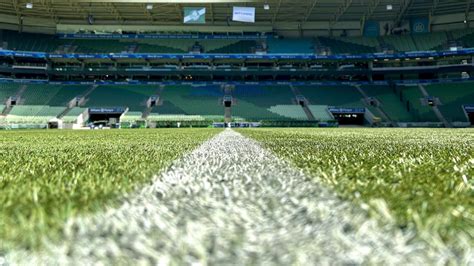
[2,31,58,52]
[151,85,223,119]
[120,111,144,123]
[400,86,438,122]
[0,83,20,103]
[317,37,377,54]
[455,30,474,48]
[336,36,380,49]
[361,85,415,122]
[307,105,333,121]
[267,38,314,54]
[20,84,90,106]
[85,85,157,111]
[425,82,474,122]
[297,85,364,108]
[383,35,418,52]
[69,40,129,53]
[412,32,448,51]
[6,105,64,123]
[268,105,308,120]
[206,40,256,53]
[62,107,86,123]
[232,85,297,121]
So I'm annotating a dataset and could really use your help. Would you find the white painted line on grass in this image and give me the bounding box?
[7,129,455,265]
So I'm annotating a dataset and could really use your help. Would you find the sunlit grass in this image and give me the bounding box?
[239,128,474,253]
[0,129,219,251]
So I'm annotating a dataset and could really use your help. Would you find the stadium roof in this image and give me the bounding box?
[0,0,472,32]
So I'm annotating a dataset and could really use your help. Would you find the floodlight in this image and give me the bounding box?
[386,4,392,10]
[264,4,270,10]
[26,3,33,9]
[146,4,153,10]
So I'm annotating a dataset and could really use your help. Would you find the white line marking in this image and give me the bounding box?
[7,129,458,265]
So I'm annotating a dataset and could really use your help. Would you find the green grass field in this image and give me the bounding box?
[0,129,219,250]
[0,128,472,261]
[239,128,474,253]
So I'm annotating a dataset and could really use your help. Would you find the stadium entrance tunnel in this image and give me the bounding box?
[88,107,125,127]
[468,113,474,125]
[465,105,474,125]
[329,107,365,125]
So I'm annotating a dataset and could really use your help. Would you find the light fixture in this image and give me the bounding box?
[264,3,270,10]
[26,3,33,9]
[146,4,153,10]
[386,4,392,10]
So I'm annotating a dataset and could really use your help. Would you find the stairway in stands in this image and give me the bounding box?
[354,85,395,126]
[142,85,164,119]
[289,85,315,121]
[417,84,451,127]
[2,85,27,116]
[58,85,97,118]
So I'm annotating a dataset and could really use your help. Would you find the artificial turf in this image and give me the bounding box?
[239,128,474,253]
[0,129,219,251]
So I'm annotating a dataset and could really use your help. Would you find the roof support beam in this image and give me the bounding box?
[105,3,125,22]
[302,0,319,24]
[271,0,282,25]
[394,0,412,25]
[466,0,472,18]
[331,0,352,26]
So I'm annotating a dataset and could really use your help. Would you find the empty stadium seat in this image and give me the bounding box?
[425,82,474,122]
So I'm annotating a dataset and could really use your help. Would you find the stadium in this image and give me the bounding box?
[0,0,473,264]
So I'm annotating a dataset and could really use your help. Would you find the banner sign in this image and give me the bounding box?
[89,107,125,114]
[328,107,366,114]
[2,49,474,61]
[184,7,206,24]
[364,20,380,37]
[3,78,474,87]
[57,33,267,40]
[463,105,474,113]
[233,7,255,23]
[410,17,430,34]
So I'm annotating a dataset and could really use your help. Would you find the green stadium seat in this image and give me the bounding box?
[307,105,333,121]
[425,82,474,122]
[361,85,415,122]
[232,86,297,121]
[268,105,308,120]
[400,86,439,122]
[297,85,365,108]
[86,85,157,111]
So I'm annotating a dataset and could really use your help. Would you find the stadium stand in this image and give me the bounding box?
[85,85,157,111]
[232,85,300,121]
[399,86,439,122]
[412,32,448,51]
[5,28,474,55]
[0,83,20,103]
[17,84,90,106]
[268,105,308,120]
[297,85,365,108]
[6,105,64,123]
[317,37,377,54]
[307,105,334,122]
[361,85,415,122]
[150,85,223,121]
[120,111,144,123]
[61,107,86,123]
[266,38,314,54]
[425,82,474,122]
